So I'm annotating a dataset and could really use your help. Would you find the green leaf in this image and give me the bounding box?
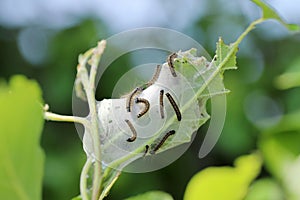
[263,111,300,135]
[274,72,300,90]
[259,131,300,179]
[124,191,173,200]
[274,57,300,90]
[216,37,238,71]
[251,0,300,31]
[183,153,262,200]
[71,196,82,200]
[245,178,284,200]
[281,155,300,199]
[0,75,44,200]
[259,131,300,199]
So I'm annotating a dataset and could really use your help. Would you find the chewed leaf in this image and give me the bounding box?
[252,0,300,31]
[75,78,87,101]
[216,37,238,71]
[83,48,228,170]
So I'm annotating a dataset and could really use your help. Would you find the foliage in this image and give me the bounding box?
[124,191,173,200]
[256,67,300,199]
[252,0,299,31]
[0,0,299,200]
[0,75,44,200]
[274,58,300,90]
[64,0,299,195]
[184,153,262,200]
[245,178,284,200]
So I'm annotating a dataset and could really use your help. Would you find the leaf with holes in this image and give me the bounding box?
[83,45,233,170]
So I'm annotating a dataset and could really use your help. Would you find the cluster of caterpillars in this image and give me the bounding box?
[124,52,182,155]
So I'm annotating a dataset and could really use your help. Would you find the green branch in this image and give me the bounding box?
[44,111,88,125]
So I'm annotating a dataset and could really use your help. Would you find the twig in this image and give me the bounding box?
[89,40,106,92]
[44,111,88,125]
[77,42,106,200]
[80,157,93,200]
[98,170,121,200]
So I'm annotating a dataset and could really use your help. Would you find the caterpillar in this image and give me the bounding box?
[165,92,182,121]
[143,145,149,157]
[147,64,162,87]
[125,119,137,142]
[167,52,177,77]
[126,87,142,112]
[150,130,175,154]
[159,90,164,119]
[135,98,150,118]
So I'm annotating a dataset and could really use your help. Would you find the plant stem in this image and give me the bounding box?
[86,82,102,200]
[89,41,106,93]
[44,111,88,125]
[78,45,103,200]
[233,18,265,48]
[99,170,121,200]
[45,42,106,199]
[80,157,93,200]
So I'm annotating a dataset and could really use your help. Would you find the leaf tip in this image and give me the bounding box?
[251,0,300,32]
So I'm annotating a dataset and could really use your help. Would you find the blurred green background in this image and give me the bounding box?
[1,0,300,199]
